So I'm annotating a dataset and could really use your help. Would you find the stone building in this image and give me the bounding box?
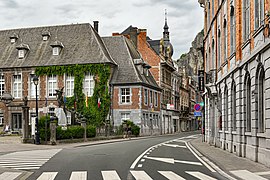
[114,14,181,134]
[199,0,270,167]
[102,36,161,135]
[0,23,116,134]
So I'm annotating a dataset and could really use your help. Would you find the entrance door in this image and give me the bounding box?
[12,113,22,130]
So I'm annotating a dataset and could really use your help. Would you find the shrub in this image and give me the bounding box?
[86,125,96,138]
[121,120,140,136]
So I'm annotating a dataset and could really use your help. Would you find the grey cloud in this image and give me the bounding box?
[0,0,19,9]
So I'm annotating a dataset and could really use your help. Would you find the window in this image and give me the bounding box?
[223,19,227,61]
[65,74,74,97]
[0,113,3,125]
[12,113,22,130]
[30,74,40,99]
[121,112,130,122]
[207,1,211,29]
[232,82,236,131]
[43,36,48,41]
[258,67,265,133]
[120,88,131,104]
[243,0,250,41]
[211,0,214,18]
[144,88,148,105]
[53,47,59,56]
[212,39,215,69]
[224,86,228,131]
[48,75,57,97]
[18,50,25,58]
[84,72,95,97]
[0,75,5,96]
[218,29,221,68]
[150,90,153,106]
[245,75,251,132]
[13,74,22,99]
[11,38,16,43]
[254,0,264,29]
[230,5,236,53]
[154,92,158,107]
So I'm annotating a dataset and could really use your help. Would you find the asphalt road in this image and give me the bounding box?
[27,131,220,180]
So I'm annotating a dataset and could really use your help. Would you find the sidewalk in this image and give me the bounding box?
[190,137,270,180]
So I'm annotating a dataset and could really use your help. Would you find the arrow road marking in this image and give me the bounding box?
[145,156,202,166]
[162,144,186,148]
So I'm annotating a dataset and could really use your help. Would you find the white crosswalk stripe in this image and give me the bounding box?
[130,170,153,180]
[69,171,87,180]
[230,170,268,180]
[158,171,185,180]
[37,172,58,180]
[0,172,22,180]
[186,171,217,180]
[102,170,121,180]
[0,149,61,170]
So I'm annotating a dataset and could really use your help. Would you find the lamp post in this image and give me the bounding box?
[33,76,40,145]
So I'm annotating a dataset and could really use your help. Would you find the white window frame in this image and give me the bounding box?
[243,0,250,41]
[18,50,24,58]
[83,72,95,97]
[120,88,131,104]
[144,88,148,105]
[154,92,158,107]
[13,74,22,99]
[65,74,74,97]
[150,90,153,106]
[0,75,5,96]
[121,112,130,122]
[47,75,57,98]
[53,47,59,56]
[0,113,3,125]
[30,74,40,99]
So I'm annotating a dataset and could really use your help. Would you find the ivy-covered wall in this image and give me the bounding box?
[35,64,111,126]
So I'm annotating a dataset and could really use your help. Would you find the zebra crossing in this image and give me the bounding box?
[0,170,217,180]
[0,149,62,170]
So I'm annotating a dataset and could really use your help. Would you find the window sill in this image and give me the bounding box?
[257,132,266,138]
[253,24,265,38]
[225,130,229,134]
[244,132,252,136]
[119,103,132,105]
[241,38,251,50]
[232,131,237,135]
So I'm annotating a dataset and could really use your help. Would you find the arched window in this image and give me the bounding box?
[258,67,265,132]
[224,86,228,131]
[231,81,236,131]
[230,5,236,54]
[245,74,251,132]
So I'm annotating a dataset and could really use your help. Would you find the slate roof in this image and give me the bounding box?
[102,36,160,90]
[147,39,160,55]
[0,23,116,68]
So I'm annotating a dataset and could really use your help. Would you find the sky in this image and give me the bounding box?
[0,0,204,60]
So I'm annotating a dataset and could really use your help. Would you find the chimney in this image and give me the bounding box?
[93,21,99,33]
[130,27,138,48]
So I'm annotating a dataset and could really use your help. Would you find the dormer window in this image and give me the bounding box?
[42,31,51,41]
[50,40,64,56]
[16,43,30,59]
[10,33,19,43]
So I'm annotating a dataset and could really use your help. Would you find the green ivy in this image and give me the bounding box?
[35,64,111,126]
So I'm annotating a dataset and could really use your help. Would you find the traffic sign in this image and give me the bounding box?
[194,104,201,111]
[194,111,202,117]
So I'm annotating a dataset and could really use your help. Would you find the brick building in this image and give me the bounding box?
[103,36,161,135]
[199,0,270,167]
[114,15,182,134]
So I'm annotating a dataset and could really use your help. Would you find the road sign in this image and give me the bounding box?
[194,111,202,117]
[194,104,201,111]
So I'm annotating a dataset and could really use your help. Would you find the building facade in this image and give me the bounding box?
[200,0,270,167]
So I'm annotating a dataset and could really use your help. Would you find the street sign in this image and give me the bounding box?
[194,111,202,117]
[194,104,201,111]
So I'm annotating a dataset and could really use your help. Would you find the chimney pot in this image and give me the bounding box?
[93,21,99,33]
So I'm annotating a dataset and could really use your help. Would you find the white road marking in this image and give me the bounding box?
[69,171,87,180]
[186,171,217,180]
[162,144,186,148]
[130,170,152,180]
[102,170,121,180]
[0,172,22,180]
[158,171,185,180]
[140,159,145,162]
[138,164,143,167]
[145,156,202,166]
[230,170,268,180]
[255,171,270,175]
[37,172,58,180]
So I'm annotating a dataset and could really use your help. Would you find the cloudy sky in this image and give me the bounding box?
[0,0,203,60]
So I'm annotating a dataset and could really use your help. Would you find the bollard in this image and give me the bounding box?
[50,121,57,145]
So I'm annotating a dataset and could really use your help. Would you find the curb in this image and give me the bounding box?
[187,140,237,180]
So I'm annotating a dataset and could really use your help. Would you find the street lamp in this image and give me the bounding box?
[33,76,40,145]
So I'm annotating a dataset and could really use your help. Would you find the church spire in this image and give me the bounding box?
[163,9,169,41]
